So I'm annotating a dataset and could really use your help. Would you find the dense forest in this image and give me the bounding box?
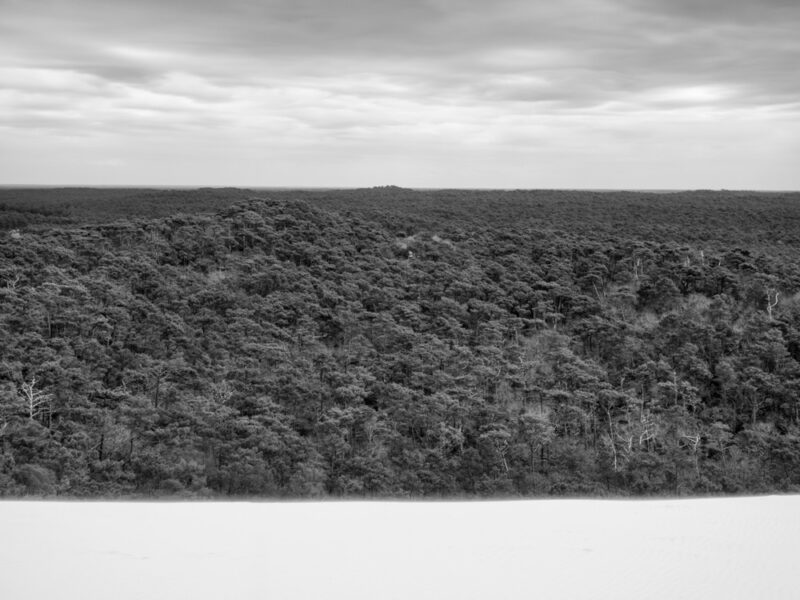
[2,186,800,497]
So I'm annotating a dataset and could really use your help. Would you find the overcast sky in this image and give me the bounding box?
[2,0,799,189]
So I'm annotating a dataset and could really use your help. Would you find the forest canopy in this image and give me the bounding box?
[2,187,800,497]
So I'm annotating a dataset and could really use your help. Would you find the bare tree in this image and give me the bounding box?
[638,410,656,449]
[4,274,20,290]
[681,432,702,476]
[617,430,634,463]
[632,257,643,282]
[766,288,779,320]
[605,405,620,472]
[20,377,51,422]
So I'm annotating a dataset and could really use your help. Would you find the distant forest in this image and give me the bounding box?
[2,186,800,497]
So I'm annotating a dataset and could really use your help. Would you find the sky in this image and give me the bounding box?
[1,0,799,189]
[3,497,800,599]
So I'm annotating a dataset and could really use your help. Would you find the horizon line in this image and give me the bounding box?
[1,184,799,194]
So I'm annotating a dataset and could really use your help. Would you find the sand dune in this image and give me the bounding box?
[2,496,798,599]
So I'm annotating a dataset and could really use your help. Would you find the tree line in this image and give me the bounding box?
[1,187,800,496]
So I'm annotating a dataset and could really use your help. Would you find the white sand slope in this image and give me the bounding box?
[1,496,798,600]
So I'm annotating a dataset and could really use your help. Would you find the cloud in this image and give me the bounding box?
[1,0,798,188]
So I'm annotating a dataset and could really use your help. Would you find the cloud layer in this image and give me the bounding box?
[2,0,798,188]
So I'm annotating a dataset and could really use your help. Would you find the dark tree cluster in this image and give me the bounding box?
[2,187,800,497]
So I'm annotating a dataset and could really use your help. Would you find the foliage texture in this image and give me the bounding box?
[2,187,800,497]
